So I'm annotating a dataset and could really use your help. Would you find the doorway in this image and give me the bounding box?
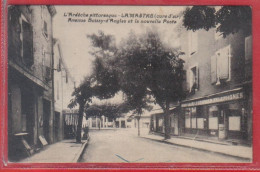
[21,87,35,145]
[43,99,51,143]
[54,112,60,142]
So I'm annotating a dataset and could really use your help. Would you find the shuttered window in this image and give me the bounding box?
[217,45,230,80]
[211,45,231,85]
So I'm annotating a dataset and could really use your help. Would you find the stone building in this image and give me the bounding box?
[149,13,252,145]
[179,26,252,144]
[8,5,57,160]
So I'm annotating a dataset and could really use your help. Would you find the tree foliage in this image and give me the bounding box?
[68,31,120,142]
[70,28,185,140]
[115,29,185,111]
[112,29,185,138]
[183,6,252,37]
[183,6,216,31]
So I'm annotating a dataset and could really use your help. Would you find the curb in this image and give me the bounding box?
[72,137,89,163]
[141,136,252,161]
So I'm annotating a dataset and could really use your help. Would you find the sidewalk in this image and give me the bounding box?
[20,139,88,163]
[141,133,252,161]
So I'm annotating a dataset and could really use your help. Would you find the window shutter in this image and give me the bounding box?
[217,46,230,80]
[22,20,33,67]
[211,55,217,84]
[245,35,252,61]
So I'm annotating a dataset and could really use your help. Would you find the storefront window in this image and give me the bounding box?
[185,108,191,128]
[191,107,197,128]
[196,106,204,129]
[185,107,197,129]
[209,105,219,130]
[228,103,242,131]
[185,107,207,130]
[170,115,175,128]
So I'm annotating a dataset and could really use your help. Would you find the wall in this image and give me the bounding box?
[8,5,56,156]
[53,39,75,141]
[181,28,248,100]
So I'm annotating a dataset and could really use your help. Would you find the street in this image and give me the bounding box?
[80,128,249,163]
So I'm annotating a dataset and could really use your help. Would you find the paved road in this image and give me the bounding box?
[80,128,249,163]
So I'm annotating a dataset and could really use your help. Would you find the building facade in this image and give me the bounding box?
[8,5,57,160]
[53,39,76,142]
[148,18,252,145]
[150,107,180,136]
[179,27,252,144]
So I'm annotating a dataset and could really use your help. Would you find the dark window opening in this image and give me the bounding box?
[22,20,33,68]
[43,21,48,38]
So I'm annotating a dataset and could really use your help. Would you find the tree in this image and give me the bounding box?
[114,31,154,136]
[68,31,120,143]
[68,77,93,143]
[183,6,252,37]
[113,29,185,139]
[79,29,184,140]
[87,31,153,136]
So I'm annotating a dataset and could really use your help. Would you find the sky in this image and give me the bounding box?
[52,5,185,104]
[53,5,185,84]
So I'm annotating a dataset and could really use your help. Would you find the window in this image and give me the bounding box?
[185,108,191,128]
[41,6,48,40]
[185,107,205,129]
[45,66,52,82]
[196,106,205,129]
[43,49,52,82]
[245,35,252,61]
[191,107,196,129]
[182,70,190,93]
[208,106,219,130]
[65,72,68,83]
[189,65,199,92]
[19,15,33,68]
[245,35,252,79]
[189,31,198,56]
[211,45,231,85]
[57,58,61,72]
[43,21,48,38]
[228,103,242,131]
[57,81,59,100]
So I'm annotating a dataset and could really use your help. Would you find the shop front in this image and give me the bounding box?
[150,107,180,136]
[63,109,79,139]
[181,88,251,143]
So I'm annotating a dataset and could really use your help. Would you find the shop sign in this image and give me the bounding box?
[62,109,79,114]
[181,92,244,107]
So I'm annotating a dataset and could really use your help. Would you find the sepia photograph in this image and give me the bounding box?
[6,5,252,163]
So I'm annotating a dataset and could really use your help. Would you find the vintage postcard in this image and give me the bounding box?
[1,2,256,170]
